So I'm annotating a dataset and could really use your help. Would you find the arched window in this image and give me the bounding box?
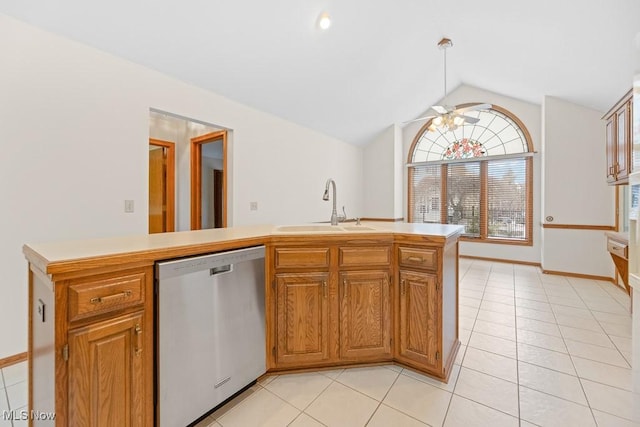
[408,104,534,244]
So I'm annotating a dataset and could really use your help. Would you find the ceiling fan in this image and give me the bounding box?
[407,37,491,131]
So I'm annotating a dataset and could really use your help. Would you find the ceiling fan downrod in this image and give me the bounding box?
[438,37,453,101]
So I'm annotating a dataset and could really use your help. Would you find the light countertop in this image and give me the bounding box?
[24,222,464,275]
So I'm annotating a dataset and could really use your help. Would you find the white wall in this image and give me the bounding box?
[402,85,543,264]
[362,124,405,220]
[0,14,363,359]
[541,96,615,277]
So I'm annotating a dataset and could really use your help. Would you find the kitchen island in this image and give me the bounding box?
[23,222,463,426]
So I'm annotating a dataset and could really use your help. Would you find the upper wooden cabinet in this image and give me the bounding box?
[605,90,633,185]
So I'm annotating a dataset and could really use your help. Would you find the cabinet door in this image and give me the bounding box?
[275,273,330,366]
[606,116,616,182]
[68,311,146,427]
[398,270,439,370]
[339,271,391,360]
[616,103,630,181]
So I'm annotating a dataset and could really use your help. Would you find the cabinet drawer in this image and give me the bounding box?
[339,246,391,267]
[607,240,628,259]
[68,272,145,322]
[398,247,437,271]
[274,248,330,269]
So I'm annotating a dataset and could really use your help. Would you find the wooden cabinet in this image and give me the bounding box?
[268,242,393,370]
[339,270,391,360]
[605,90,633,184]
[606,231,630,295]
[394,241,459,381]
[29,265,153,426]
[68,311,146,426]
[274,272,330,366]
[268,238,458,380]
[397,270,439,370]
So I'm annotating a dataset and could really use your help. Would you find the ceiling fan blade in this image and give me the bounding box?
[460,115,480,124]
[431,105,448,114]
[455,103,492,114]
[403,114,437,124]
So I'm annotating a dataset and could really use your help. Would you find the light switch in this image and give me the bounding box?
[125,200,135,213]
[250,202,258,211]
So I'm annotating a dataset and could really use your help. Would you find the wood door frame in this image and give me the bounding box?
[190,130,227,230]
[149,138,175,232]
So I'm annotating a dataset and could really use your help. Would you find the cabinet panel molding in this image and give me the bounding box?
[398,270,439,370]
[275,272,331,366]
[339,270,391,360]
[68,311,145,427]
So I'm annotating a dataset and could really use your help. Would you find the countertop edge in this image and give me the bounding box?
[23,223,465,276]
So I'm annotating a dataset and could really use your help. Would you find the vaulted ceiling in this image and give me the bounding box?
[1,0,639,145]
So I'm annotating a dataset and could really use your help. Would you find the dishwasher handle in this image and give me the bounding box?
[210,264,232,276]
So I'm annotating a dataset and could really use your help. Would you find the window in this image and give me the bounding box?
[408,104,533,244]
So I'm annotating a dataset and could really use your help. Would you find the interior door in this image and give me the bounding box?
[148,139,175,233]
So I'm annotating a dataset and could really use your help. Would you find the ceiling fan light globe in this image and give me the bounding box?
[318,13,331,30]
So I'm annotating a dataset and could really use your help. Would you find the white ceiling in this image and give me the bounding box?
[1,0,639,145]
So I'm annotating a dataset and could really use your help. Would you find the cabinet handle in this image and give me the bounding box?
[134,324,142,356]
[90,290,132,304]
[401,279,406,295]
[407,256,424,263]
[323,281,327,298]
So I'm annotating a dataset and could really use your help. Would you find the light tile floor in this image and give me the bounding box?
[0,359,28,427]
[2,260,636,426]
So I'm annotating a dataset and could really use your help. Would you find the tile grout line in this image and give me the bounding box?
[284,371,336,426]
[441,261,491,426]
[543,274,600,426]
[510,264,523,426]
[566,280,631,368]
[565,277,635,425]
[258,375,328,426]
[0,368,14,427]
[453,262,523,423]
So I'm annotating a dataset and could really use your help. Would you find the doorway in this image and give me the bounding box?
[191,130,227,230]
[148,139,176,233]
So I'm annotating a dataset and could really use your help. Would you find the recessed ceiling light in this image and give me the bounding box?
[318,12,331,30]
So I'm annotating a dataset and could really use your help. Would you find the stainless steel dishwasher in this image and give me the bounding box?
[156,246,266,427]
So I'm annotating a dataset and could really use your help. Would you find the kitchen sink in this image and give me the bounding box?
[342,226,376,231]
[275,225,343,232]
[274,225,378,233]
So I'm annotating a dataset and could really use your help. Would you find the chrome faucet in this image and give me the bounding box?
[322,178,339,225]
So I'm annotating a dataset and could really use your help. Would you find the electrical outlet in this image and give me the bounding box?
[124,200,135,213]
[38,299,46,323]
[250,202,258,211]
